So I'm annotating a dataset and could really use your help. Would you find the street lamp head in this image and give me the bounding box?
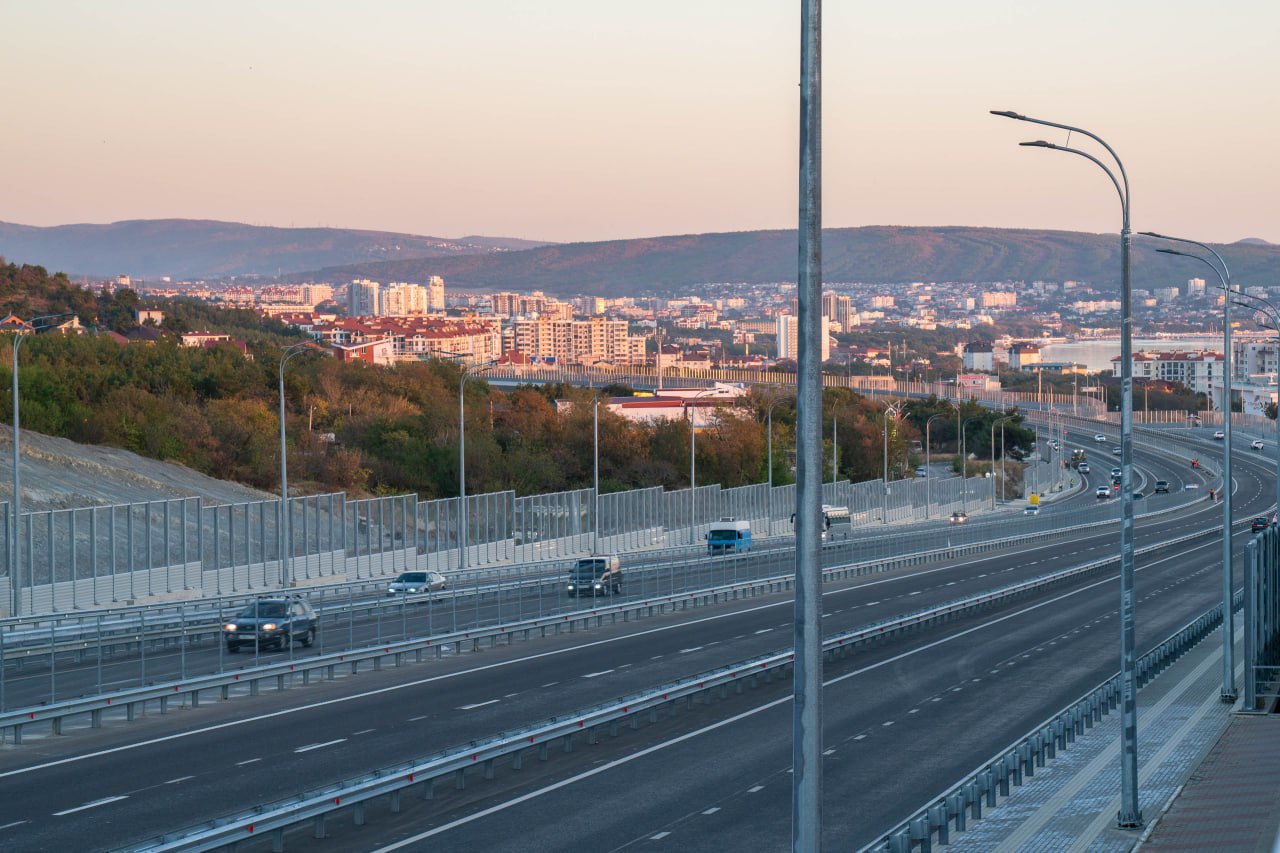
[1155,247,1193,259]
[1019,140,1057,149]
[1137,230,1169,239]
[990,109,1025,120]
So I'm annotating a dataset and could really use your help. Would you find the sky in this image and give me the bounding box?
[1,1,1276,245]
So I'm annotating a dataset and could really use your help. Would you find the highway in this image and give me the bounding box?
[0,435,1148,713]
[0,430,1263,851]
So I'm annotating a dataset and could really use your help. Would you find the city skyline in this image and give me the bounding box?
[2,2,1276,245]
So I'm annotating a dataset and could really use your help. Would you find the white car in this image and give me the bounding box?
[1112,446,1122,456]
[1251,439,1265,450]
[386,571,448,597]
[1023,505,1040,516]
[1213,431,1225,440]
[1094,434,1107,443]
[1095,486,1111,499]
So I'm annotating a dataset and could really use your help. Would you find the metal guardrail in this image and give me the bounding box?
[0,466,1224,741]
[864,586,1246,853]
[115,526,1216,852]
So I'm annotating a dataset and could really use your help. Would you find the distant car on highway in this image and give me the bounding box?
[1095,486,1111,499]
[1251,517,1270,534]
[1023,505,1039,516]
[1154,480,1170,493]
[1110,467,1122,478]
[1213,431,1225,440]
[1094,434,1107,443]
[386,571,448,598]
[915,465,928,477]
[1078,462,1090,473]
[223,596,317,653]
[949,511,968,524]
[1251,439,1265,450]
[1112,446,1122,456]
[1132,491,1144,500]
[567,555,622,596]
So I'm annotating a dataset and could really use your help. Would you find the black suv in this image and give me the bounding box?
[223,596,318,652]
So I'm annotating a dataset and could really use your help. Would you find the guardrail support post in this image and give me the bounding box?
[313,814,325,839]
[91,709,102,728]
[272,827,285,852]
[454,768,466,790]
[390,790,401,813]
[422,778,435,800]
[483,758,495,779]
[353,802,365,826]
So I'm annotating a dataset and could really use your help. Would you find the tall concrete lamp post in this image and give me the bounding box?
[9,313,69,615]
[1143,233,1238,704]
[1230,291,1280,516]
[992,108,1141,828]
[924,411,949,519]
[278,341,318,588]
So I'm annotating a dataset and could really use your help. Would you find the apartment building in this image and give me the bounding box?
[510,317,647,366]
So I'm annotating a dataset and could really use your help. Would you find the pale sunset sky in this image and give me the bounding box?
[1,1,1275,244]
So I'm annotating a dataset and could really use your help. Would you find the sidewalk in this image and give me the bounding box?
[941,625,1280,852]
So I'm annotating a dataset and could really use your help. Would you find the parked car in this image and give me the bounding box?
[1252,439,1265,450]
[1094,434,1107,443]
[949,511,968,524]
[386,571,448,598]
[1095,486,1111,499]
[1154,480,1170,493]
[223,596,317,652]
[1251,517,1270,534]
[1213,431,1225,440]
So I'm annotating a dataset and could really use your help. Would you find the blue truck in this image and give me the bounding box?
[706,518,752,554]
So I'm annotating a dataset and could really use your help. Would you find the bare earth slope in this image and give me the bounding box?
[0,428,273,510]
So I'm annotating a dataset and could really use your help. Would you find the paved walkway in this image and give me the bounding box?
[941,625,1280,852]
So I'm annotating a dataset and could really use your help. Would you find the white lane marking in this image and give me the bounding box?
[52,795,128,816]
[823,748,836,755]
[164,775,195,784]
[702,807,721,815]
[408,715,428,722]
[854,734,867,741]
[908,591,921,596]
[582,671,614,679]
[294,738,347,753]
[0,820,29,830]
[540,682,559,688]
[458,700,500,710]
[503,693,521,698]
[679,647,703,654]
[352,729,375,736]
[908,709,920,714]
[235,758,261,765]
[882,721,895,727]
[372,537,1225,852]
[748,785,764,793]
[4,530,1223,783]
[651,831,671,840]
[755,628,773,634]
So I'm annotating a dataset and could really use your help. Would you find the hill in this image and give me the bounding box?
[300,226,1280,296]
[0,219,550,280]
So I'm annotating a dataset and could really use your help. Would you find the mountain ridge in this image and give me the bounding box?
[0,218,550,279]
[296,225,1280,297]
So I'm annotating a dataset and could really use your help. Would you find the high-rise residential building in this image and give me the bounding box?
[980,292,1017,308]
[511,317,646,365]
[381,282,429,315]
[427,276,446,311]
[347,279,379,316]
[1186,278,1206,298]
[775,314,830,362]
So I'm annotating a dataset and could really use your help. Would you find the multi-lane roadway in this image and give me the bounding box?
[0,427,1266,851]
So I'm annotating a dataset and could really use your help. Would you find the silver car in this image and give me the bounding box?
[387,571,448,598]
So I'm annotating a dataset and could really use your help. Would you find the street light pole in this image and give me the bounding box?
[925,412,947,519]
[961,415,982,514]
[457,362,496,571]
[689,388,718,545]
[593,391,601,554]
[994,109,1140,827]
[1145,234,1239,704]
[9,313,69,616]
[1231,292,1280,516]
[990,416,1014,510]
[277,341,316,588]
[765,396,790,491]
